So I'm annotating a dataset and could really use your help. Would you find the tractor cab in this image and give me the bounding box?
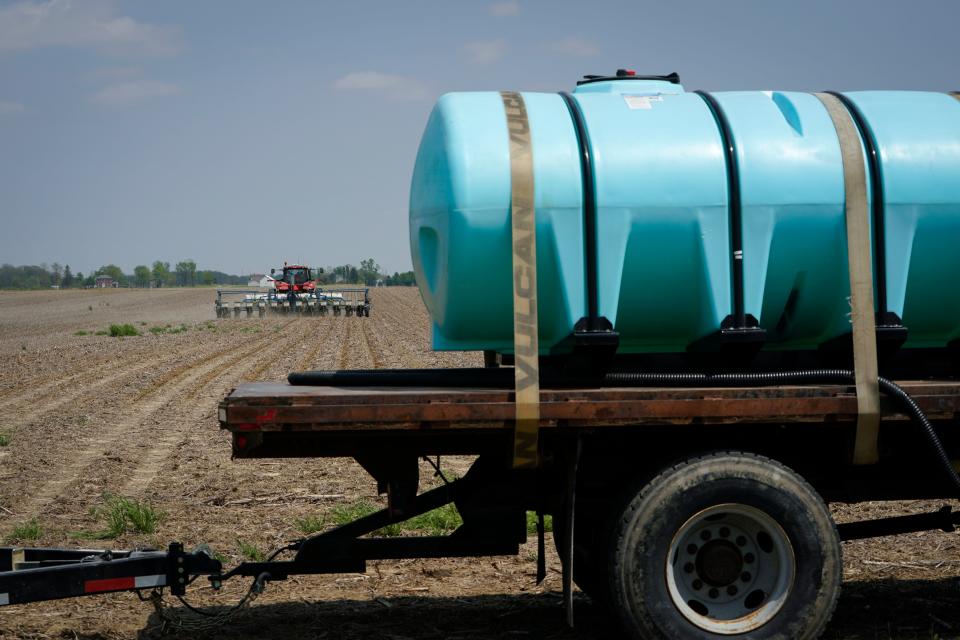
[271,264,317,293]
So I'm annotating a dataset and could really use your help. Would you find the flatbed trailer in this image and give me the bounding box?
[3,372,960,639]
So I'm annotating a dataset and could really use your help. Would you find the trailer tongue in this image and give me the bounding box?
[0,543,221,607]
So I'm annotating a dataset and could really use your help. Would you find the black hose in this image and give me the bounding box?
[878,376,960,493]
[288,368,516,388]
[289,367,960,493]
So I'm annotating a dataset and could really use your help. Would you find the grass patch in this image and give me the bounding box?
[327,501,379,525]
[81,495,164,539]
[150,323,189,335]
[295,515,326,535]
[237,539,265,562]
[320,500,465,537]
[108,323,140,337]
[328,501,402,536]
[94,330,109,336]
[407,503,463,535]
[526,512,553,534]
[302,501,549,539]
[8,519,41,542]
[74,330,89,336]
[0,433,9,447]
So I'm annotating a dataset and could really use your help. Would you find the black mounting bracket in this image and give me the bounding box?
[688,314,766,361]
[875,311,909,352]
[355,454,420,517]
[819,311,909,364]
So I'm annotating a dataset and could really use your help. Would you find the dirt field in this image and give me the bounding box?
[0,287,958,639]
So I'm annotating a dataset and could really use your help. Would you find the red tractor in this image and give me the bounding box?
[215,263,371,317]
[271,263,318,295]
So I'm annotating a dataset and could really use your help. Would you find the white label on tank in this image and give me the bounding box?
[624,94,663,110]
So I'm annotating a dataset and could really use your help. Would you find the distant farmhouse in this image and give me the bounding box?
[248,273,270,287]
[94,276,117,288]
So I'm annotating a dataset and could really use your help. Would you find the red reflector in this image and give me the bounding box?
[237,435,248,449]
[255,409,278,423]
[85,577,135,593]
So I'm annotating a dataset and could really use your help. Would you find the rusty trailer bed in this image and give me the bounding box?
[219,380,960,458]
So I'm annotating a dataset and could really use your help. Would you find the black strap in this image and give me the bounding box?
[695,91,747,329]
[559,92,602,331]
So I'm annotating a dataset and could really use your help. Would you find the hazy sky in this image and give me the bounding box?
[1,0,958,276]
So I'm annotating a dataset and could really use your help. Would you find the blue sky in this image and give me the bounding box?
[1,0,958,276]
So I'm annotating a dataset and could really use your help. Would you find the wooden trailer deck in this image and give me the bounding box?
[219,380,960,458]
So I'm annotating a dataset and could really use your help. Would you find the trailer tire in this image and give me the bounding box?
[608,451,840,640]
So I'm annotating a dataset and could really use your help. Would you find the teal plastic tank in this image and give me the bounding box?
[409,73,960,355]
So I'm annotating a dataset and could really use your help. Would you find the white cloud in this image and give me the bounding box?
[464,39,507,64]
[0,0,182,55]
[332,71,430,101]
[89,80,180,107]
[0,101,25,115]
[548,36,599,57]
[489,1,520,17]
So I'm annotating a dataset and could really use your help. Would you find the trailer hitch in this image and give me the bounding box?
[0,542,222,607]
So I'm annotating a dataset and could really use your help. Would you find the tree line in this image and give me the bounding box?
[0,258,417,290]
[319,259,415,287]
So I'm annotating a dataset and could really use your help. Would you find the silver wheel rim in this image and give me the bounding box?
[665,503,795,634]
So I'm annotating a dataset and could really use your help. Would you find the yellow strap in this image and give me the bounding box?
[814,92,881,465]
[501,91,540,469]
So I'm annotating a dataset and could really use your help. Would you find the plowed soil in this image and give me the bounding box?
[0,288,957,639]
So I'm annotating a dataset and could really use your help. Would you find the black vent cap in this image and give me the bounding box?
[577,71,681,86]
